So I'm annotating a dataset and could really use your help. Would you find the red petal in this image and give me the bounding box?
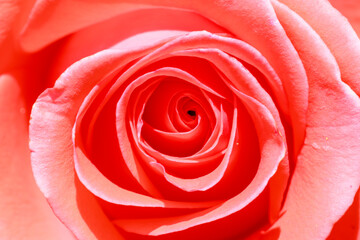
[29,52,131,240]
[327,189,360,240]
[0,0,34,69]
[328,0,360,38]
[50,8,227,81]
[278,0,360,97]
[0,74,75,240]
[270,2,360,239]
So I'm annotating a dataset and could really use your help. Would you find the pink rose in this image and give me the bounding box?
[1,0,359,239]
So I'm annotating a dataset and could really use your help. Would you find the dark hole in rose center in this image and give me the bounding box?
[187,110,196,117]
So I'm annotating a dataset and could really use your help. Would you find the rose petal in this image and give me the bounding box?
[329,0,360,37]
[327,189,360,240]
[0,1,19,46]
[0,74,75,240]
[50,8,228,81]
[29,52,135,240]
[278,0,360,97]
[20,0,136,52]
[0,0,34,70]
[270,2,360,239]
[74,144,220,208]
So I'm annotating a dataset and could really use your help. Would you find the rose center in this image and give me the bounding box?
[187,110,196,117]
[138,78,214,157]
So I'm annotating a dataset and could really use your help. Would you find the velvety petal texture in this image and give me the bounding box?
[327,190,360,240]
[0,74,75,240]
[329,0,360,37]
[0,0,358,239]
[271,1,360,239]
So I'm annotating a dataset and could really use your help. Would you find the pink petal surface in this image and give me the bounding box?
[271,1,360,239]
[278,0,360,97]
[29,52,131,240]
[329,0,360,37]
[0,0,34,70]
[50,7,228,84]
[327,189,360,240]
[0,74,75,240]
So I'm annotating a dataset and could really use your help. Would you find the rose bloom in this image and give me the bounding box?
[1,0,360,239]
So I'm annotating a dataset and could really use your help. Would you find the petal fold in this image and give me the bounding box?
[271,2,360,239]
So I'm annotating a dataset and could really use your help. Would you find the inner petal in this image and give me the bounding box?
[141,78,212,157]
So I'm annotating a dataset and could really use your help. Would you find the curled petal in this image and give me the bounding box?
[0,74,75,240]
[271,1,360,239]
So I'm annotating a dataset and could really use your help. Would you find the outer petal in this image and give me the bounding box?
[328,0,360,37]
[0,0,35,71]
[271,1,360,239]
[29,52,129,240]
[327,189,360,240]
[0,0,19,51]
[19,0,139,52]
[0,74,75,240]
[278,0,360,97]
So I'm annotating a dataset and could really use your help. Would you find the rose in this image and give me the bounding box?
[1,0,360,239]
[1,1,359,239]
[1,0,358,240]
